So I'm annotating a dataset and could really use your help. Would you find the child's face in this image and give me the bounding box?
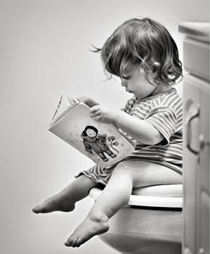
[120,67,156,99]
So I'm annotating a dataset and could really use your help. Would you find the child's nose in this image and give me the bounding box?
[121,80,127,87]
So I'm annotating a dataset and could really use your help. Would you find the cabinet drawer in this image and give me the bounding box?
[183,38,210,82]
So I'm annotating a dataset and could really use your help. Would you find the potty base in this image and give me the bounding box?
[99,206,182,254]
[100,233,181,254]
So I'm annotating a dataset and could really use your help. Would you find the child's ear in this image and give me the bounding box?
[152,62,160,73]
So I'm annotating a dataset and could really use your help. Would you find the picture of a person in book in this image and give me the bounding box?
[33,18,183,249]
[81,125,117,162]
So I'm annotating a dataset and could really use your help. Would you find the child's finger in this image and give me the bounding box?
[90,112,102,121]
[90,105,101,113]
[92,116,102,122]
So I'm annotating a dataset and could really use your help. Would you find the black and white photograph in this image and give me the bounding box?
[0,1,209,254]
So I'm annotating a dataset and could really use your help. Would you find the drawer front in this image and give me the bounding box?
[183,38,210,82]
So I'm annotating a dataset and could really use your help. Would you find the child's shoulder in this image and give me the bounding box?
[150,88,182,104]
[160,88,182,104]
[138,88,182,111]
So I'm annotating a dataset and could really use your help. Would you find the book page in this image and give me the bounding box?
[50,95,79,126]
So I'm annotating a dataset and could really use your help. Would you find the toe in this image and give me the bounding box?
[76,238,82,247]
[65,236,73,247]
[32,206,40,214]
[65,236,82,248]
[72,237,80,248]
[65,236,77,247]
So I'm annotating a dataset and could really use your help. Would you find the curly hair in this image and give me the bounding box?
[95,18,183,85]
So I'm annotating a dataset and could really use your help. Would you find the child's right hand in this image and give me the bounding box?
[76,96,99,108]
[90,105,118,124]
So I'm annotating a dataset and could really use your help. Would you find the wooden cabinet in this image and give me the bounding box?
[179,22,210,254]
[183,75,209,254]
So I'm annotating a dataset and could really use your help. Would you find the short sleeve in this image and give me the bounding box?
[145,106,177,145]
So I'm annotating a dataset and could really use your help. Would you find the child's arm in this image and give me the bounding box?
[90,105,164,145]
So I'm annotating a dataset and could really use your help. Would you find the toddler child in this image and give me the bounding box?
[33,17,183,248]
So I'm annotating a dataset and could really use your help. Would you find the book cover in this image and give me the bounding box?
[49,95,135,168]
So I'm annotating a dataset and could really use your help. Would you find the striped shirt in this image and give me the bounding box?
[77,88,183,185]
[124,88,183,173]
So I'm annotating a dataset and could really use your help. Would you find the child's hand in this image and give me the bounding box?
[90,105,118,124]
[76,96,99,108]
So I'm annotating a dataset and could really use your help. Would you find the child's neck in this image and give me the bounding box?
[151,83,173,97]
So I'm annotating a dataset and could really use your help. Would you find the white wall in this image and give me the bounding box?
[0,1,209,254]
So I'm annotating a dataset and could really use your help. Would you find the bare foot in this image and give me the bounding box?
[65,212,109,247]
[32,193,75,214]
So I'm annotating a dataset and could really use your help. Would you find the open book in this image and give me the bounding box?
[49,95,135,168]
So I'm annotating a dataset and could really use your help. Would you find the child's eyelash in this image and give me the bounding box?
[122,76,131,80]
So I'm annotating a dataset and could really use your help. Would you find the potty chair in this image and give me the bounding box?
[89,184,183,254]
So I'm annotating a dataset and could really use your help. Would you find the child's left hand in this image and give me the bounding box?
[90,105,118,124]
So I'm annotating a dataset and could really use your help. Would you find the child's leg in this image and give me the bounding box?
[65,160,182,247]
[32,175,98,214]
